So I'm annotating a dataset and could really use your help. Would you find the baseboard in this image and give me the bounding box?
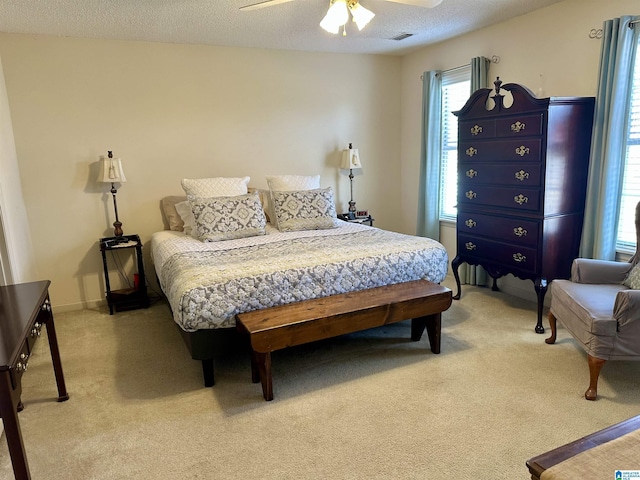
[52,299,105,314]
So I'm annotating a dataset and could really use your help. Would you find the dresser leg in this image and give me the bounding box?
[534,278,548,334]
[451,256,462,300]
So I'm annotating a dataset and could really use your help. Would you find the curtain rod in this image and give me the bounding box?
[591,18,639,38]
[420,55,500,80]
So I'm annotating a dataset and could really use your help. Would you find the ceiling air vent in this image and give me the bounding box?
[390,33,413,41]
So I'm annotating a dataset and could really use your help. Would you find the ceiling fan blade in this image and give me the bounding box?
[382,0,444,7]
[239,0,297,11]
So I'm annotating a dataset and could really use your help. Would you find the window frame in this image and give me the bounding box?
[438,66,471,222]
[616,32,640,254]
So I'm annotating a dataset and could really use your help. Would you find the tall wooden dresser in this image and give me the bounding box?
[451,78,595,333]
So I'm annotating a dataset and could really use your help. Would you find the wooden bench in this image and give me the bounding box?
[526,414,640,480]
[235,279,452,401]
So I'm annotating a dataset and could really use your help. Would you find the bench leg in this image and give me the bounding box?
[252,351,274,401]
[411,314,441,354]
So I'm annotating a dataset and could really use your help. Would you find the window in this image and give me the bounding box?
[439,66,470,221]
[616,33,640,252]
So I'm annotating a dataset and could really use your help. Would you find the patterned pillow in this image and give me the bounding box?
[266,175,320,226]
[272,187,339,232]
[190,192,267,242]
[181,177,250,198]
[623,262,640,289]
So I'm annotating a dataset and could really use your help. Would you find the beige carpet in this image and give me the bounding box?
[2,277,640,480]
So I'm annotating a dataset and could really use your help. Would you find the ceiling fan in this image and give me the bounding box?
[240,0,444,35]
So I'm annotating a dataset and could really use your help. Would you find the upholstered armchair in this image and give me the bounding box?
[545,201,640,400]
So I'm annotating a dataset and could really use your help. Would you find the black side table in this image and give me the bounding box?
[338,213,374,227]
[99,234,149,314]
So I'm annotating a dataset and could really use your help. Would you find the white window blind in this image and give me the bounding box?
[616,33,640,252]
[439,66,471,221]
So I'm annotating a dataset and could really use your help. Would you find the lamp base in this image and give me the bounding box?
[348,200,357,220]
[113,221,123,237]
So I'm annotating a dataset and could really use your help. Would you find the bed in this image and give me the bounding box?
[151,180,449,386]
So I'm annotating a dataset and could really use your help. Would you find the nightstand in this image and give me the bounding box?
[338,213,374,227]
[99,234,149,314]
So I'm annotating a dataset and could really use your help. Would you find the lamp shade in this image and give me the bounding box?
[320,0,349,34]
[97,155,127,183]
[341,147,362,170]
[349,2,375,30]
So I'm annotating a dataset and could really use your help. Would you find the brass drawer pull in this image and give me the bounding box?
[513,253,527,263]
[31,322,42,338]
[515,146,530,157]
[41,299,51,313]
[511,121,526,132]
[471,125,483,136]
[16,353,30,373]
[513,227,528,237]
[465,219,477,228]
[466,169,478,178]
[514,170,529,181]
[466,147,478,157]
[514,194,529,205]
[465,190,477,200]
[465,242,477,251]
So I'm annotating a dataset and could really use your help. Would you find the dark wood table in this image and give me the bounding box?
[526,414,640,480]
[0,280,69,480]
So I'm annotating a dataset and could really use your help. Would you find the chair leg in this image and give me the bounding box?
[586,355,606,401]
[545,312,557,345]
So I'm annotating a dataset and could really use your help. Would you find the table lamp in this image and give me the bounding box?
[97,151,127,237]
[341,143,363,219]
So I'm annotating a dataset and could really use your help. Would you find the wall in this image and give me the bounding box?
[399,0,639,301]
[0,56,37,284]
[0,34,401,310]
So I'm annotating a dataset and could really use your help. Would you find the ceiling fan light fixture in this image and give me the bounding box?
[348,1,375,31]
[320,0,349,34]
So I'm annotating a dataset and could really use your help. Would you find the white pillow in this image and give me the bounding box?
[175,201,196,236]
[181,177,250,198]
[266,175,320,192]
[265,175,321,227]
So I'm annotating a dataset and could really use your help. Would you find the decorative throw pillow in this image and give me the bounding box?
[623,262,640,289]
[190,192,267,242]
[181,176,250,198]
[272,187,339,232]
[266,175,321,227]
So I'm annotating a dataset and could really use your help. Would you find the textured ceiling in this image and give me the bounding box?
[0,0,565,55]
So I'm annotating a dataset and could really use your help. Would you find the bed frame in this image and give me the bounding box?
[172,279,452,388]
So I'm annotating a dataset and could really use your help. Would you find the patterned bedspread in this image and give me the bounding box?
[151,223,448,331]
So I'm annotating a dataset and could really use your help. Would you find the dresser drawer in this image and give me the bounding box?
[457,213,540,247]
[459,119,496,140]
[460,138,542,162]
[458,185,541,212]
[460,162,542,187]
[458,234,538,273]
[495,113,544,137]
